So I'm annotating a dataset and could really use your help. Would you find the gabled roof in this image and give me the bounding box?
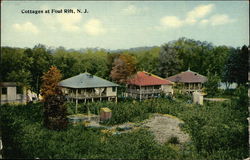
[126,71,173,86]
[166,70,207,83]
[59,73,119,89]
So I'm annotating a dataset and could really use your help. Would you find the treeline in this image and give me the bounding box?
[0,37,248,94]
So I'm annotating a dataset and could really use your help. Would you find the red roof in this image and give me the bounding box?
[127,71,173,86]
[166,70,207,83]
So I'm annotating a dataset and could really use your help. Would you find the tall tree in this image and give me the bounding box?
[237,45,248,84]
[110,54,137,83]
[222,48,238,84]
[158,44,182,78]
[25,44,53,95]
[41,66,68,130]
[136,49,160,75]
[223,45,249,85]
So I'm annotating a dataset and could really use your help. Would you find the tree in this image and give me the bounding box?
[110,54,137,83]
[204,72,220,97]
[0,47,30,82]
[158,44,182,78]
[236,45,248,84]
[53,47,78,79]
[6,69,32,89]
[41,66,68,130]
[223,45,249,85]
[25,44,53,96]
[41,66,62,100]
[205,46,229,77]
[136,50,160,75]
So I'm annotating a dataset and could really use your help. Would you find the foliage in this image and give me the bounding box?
[167,136,180,144]
[160,38,230,77]
[0,47,31,87]
[41,66,62,100]
[1,38,246,93]
[158,44,182,78]
[204,72,220,97]
[233,85,248,112]
[181,101,248,159]
[135,47,160,74]
[0,103,183,159]
[41,66,68,130]
[110,54,137,83]
[0,94,248,159]
[25,45,53,95]
[223,45,249,84]
[43,94,68,130]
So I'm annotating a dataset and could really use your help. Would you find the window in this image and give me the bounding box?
[112,87,116,92]
[16,86,23,94]
[1,88,7,94]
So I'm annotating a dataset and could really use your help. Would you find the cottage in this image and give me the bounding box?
[0,82,26,105]
[126,71,173,100]
[166,69,207,93]
[59,72,119,103]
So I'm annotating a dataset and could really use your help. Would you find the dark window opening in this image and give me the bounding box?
[112,87,116,92]
[78,89,81,94]
[2,88,7,94]
[17,86,23,94]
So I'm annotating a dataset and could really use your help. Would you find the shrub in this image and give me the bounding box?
[168,136,180,144]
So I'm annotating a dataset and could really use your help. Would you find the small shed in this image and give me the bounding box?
[192,91,203,105]
[100,107,112,121]
[0,82,26,104]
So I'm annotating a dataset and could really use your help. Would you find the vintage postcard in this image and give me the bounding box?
[0,1,249,159]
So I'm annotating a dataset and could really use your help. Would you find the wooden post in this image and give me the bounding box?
[115,96,117,103]
[75,89,78,114]
[99,88,102,101]
[87,106,90,121]
[139,85,142,101]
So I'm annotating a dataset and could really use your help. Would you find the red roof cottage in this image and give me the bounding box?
[166,69,207,93]
[126,71,173,100]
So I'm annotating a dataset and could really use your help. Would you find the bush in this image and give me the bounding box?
[168,136,180,144]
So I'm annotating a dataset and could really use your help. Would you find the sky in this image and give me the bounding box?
[1,1,249,50]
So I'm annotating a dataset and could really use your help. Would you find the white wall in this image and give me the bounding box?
[161,85,173,95]
[106,87,117,97]
[7,87,16,101]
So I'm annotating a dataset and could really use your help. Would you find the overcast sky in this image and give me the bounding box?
[1,1,249,50]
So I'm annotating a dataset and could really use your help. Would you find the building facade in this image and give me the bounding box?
[0,82,26,105]
[166,69,207,93]
[126,71,173,100]
[59,73,119,103]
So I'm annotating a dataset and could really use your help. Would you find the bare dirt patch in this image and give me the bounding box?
[142,113,190,144]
